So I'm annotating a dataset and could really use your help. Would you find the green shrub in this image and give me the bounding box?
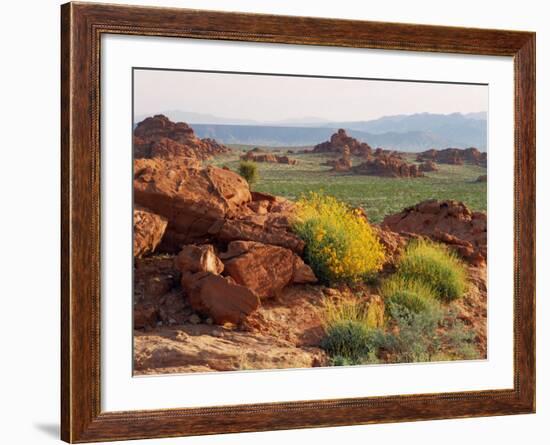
[238,160,259,185]
[321,320,377,363]
[292,192,385,283]
[396,240,468,302]
[380,275,439,314]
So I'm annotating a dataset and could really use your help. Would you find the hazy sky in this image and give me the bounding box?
[134,69,487,123]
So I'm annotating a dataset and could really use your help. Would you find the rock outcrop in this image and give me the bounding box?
[134,207,168,258]
[382,199,487,265]
[417,147,487,167]
[240,151,298,165]
[134,114,231,161]
[352,154,424,178]
[313,129,372,157]
[134,157,303,254]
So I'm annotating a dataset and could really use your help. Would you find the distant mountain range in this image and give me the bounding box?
[134,111,487,151]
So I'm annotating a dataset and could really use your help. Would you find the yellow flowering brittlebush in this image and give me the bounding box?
[292,192,385,283]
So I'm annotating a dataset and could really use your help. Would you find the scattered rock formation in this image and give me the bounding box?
[417,147,487,167]
[240,151,297,165]
[382,199,487,265]
[418,160,438,172]
[133,157,315,325]
[324,145,352,171]
[134,114,231,161]
[133,284,329,374]
[352,154,424,178]
[313,129,372,157]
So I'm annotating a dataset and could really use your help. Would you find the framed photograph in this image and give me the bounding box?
[61,2,535,442]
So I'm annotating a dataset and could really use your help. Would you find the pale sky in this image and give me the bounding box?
[134,68,488,123]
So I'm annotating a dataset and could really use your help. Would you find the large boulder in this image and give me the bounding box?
[181,271,260,325]
[134,158,251,243]
[134,159,304,253]
[220,241,316,299]
[382,200,486,264]
[133,207,168,258]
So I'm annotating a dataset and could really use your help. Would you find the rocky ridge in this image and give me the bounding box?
[417,147,487,167]
[134,114,231,161]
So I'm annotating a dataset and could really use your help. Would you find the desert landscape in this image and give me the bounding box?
[132,113,487,375]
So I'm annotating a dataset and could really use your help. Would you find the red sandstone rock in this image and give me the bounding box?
[134,304,158,329]
[352,154,424,178]
[134,157,251,239]
[292,256,318,284]
[418,160,438,172]
[313,129,372,157]
[221,241,316,299]
[240,151,298,165]
[325,145,352,172]
[382,200,487,264]
[181,271,260,324]
[175,244,224,275]
[133,206,168,258]
[133,255,187,329]
[134,159,303,253]
[222,242,295,299]
[372,226,409,269]
[417,147,486,167]
[134,115,231,161]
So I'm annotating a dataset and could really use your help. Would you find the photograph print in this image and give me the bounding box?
[132,68,488,376]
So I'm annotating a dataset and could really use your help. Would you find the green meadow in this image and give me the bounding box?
[209,148,487,224]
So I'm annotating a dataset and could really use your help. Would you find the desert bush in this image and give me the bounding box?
[292,192,385,283]
[396,240,468,302]
[321,320,377,363]
[378,304,443,363]
[319,294,385,364]
[380,275,439,314]
[320,294,384,330]
[374,304,480,363]
[238,160,259,185]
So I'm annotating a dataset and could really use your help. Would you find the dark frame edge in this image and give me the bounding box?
[514,32,536,415]
[61,2,536,442]
[60,2,72,442]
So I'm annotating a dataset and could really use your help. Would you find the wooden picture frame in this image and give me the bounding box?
[61,2,535,442]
